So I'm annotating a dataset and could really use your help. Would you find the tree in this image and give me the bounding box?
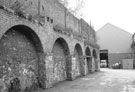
[58,0,84,18]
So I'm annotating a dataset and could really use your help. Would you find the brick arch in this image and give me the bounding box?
[93,49,98,71]
[93,49,97,59]
[73,43,84,77]
[74,43,83,57]
[0,21,44,51]
[52,37,70,84]
[52,37,70,56]
[7,25,44,53]
[0,24,46,91]
[85,47,91,56]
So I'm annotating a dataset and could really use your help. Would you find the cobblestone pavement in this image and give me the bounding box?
[37,68,135,92]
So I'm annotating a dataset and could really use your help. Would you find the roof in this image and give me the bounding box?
[96,23,132,53]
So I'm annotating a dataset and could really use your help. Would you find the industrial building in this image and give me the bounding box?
[97,23,132,68]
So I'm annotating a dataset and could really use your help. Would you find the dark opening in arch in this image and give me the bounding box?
[85,47,91,56]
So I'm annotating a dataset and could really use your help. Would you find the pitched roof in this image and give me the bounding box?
[96,23,132,53]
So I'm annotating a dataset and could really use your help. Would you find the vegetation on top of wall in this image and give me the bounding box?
[58,0,84,18]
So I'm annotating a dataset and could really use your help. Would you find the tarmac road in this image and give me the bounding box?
[38,68,135,92]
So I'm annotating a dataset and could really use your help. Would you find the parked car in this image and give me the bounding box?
[100,60,107,68]
[112,63,121,69]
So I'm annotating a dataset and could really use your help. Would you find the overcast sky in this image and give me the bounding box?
[70,0,135,34]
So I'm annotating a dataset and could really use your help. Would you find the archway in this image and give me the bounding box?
[73,43,83,77]
[93,49,98,70]
[0,25,44,91]
[52,38,70,84]
[85,47,92,73]
[93,49,97,59]
[100,50,109,68]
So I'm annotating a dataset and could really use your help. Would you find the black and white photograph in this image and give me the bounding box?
[0,0,135,92]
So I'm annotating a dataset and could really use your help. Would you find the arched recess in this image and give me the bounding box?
[93,49,98,70]
[93,49,97,59]
[0,25,44,91]
[73,43,84,77]
[52,37,70,84]
[86,47,91,56]
[85,47,92,73]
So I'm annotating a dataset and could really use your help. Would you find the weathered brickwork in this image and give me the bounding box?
[0,0,100,91]
[52,38,69,84]
[0,30,39,92]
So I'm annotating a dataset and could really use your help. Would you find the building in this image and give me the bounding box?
[131,33,135,68]
[0,0,100,92]
[97,23,132,68]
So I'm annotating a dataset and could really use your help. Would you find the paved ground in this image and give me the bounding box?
[38,68,135,92]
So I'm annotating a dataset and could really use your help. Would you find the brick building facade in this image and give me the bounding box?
[0,0,100,92]
[131,33,135,68]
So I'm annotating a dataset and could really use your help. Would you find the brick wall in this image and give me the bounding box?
[41,0,65,30]
[80,18,96,42]
[0,0,97,42]
[52,39,67,84]
[66,10,80,33]
[109,53,132,68]
[1,0,38,16]
[80,19,89,40]
[0,30,39,92]
[0,0,100,91]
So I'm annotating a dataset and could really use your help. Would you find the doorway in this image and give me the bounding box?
[100,50,109,68]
